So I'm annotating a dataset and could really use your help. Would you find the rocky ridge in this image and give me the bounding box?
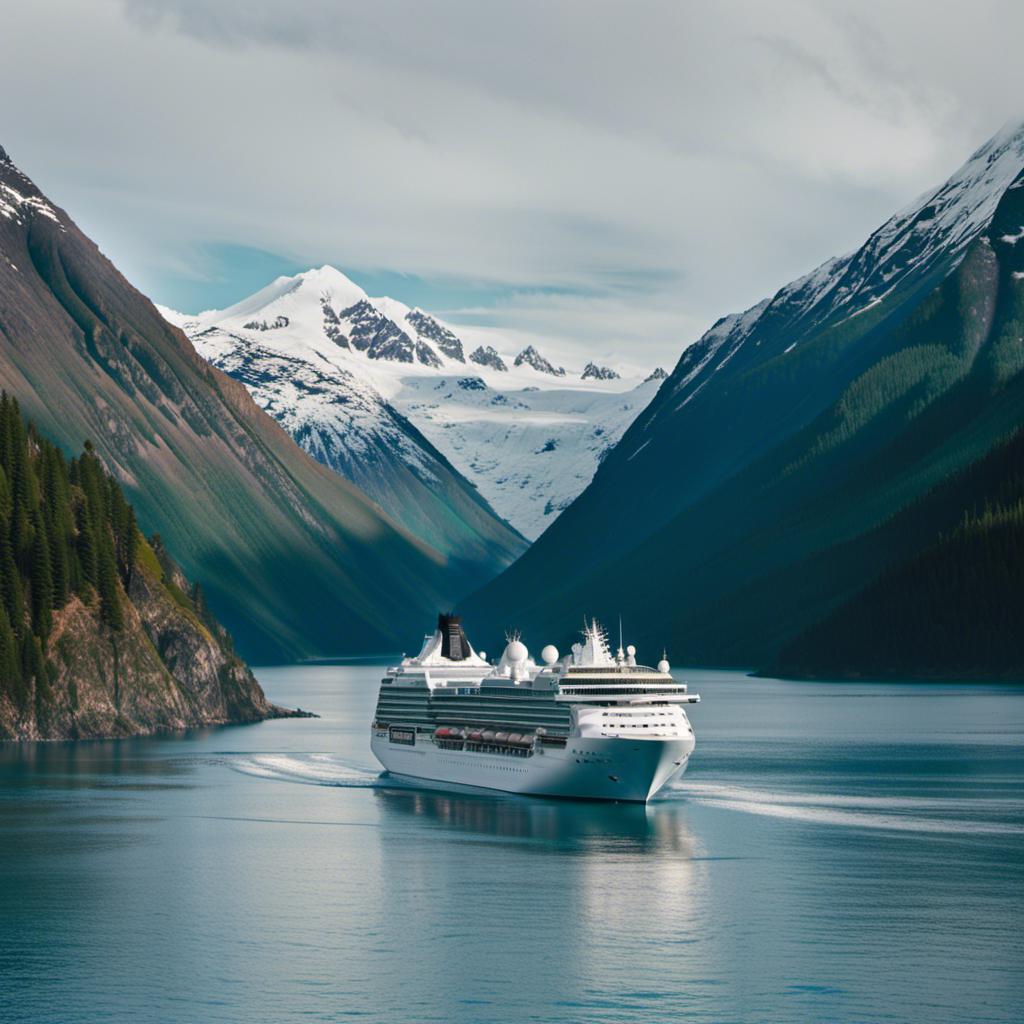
[581,362,620,380]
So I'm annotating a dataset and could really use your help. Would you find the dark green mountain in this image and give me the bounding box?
[0,146,521,662]
[465,125,1024,670]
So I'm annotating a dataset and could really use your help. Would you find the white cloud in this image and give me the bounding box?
[2,0,1023,365]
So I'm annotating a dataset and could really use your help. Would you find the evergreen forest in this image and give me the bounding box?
[0,392,237,720]
[773,423,1024,679]
[0,392,142,708]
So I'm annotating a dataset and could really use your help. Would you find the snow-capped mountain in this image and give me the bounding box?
[467,120,1024,665]
[582,362,620,380]
[658,121,1024,420]
[163,266,662,540]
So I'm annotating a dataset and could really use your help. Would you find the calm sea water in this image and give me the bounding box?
[1,666,1022,1024]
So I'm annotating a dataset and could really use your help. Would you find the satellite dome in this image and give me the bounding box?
[657,659,670,674]
[506,640,528,663]
[541,645,559,665]
[626,645,636,657]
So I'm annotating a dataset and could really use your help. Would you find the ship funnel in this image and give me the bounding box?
[438,613,471,661]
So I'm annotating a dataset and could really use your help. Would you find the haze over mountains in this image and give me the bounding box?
[164,271,663,540]
[0,146,522,663]
[2,117,1021,678]
[467,123,1024,673]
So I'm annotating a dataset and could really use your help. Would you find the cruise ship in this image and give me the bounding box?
[370,614,699,802]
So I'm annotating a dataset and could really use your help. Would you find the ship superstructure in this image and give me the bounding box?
[370,614,699,802]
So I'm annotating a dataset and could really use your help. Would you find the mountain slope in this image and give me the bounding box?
[0,147,510,662]
[177,320,527,562]
[465,124,1024,664]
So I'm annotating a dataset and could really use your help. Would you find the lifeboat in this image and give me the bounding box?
[468,731,483,742]
[507,733,522,746]
[494,732,509,744]
[481,730,496,743]
[434,727,450,740]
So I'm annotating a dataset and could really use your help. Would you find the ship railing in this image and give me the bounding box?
[554,685,693,699]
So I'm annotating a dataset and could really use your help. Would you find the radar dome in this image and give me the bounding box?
[626,645,636,657]
[506,640,528,663]
[541,645,559,665]
[657,659,670,674]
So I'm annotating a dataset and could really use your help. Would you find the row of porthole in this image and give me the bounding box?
[437,757,526,768]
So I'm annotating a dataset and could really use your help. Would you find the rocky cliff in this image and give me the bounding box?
[5,540,295,740]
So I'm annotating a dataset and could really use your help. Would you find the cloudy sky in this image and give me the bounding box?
[4,0,1024,369]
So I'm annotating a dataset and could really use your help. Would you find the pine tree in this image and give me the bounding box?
[96,533,123,631]
[0,602,21,707]
[20,631,43,694]
[0,530,24,638]
[75,502,98,590]
[38,441,71,607]
[124,507,139,588]
[29,516,54,642]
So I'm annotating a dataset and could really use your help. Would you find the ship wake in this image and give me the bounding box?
[221,753,386,788]
[668,781,1024,836]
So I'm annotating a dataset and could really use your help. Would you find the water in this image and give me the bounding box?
[1,667,1022,1023]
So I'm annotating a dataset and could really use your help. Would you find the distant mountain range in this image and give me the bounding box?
[0,147,522,662]
[164,270,663,540]
[466,122,1024,676]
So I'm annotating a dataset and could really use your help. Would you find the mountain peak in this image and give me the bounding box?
[514,345,566,376]
[581,361,620,380]
[210,264,366,324]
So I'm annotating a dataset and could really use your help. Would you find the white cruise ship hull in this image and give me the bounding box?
[371,729,694,803]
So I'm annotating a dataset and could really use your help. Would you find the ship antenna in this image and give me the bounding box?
[619,615,623,651]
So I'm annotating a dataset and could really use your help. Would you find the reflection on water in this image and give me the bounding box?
[374,785,703,856]
[0,736,195,777]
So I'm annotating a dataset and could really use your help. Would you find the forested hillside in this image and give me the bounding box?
[0,393,291,739]
[772,424,1024,679]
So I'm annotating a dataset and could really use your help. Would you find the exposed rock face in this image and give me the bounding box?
[243,315,289,330]
[320,298,350,348]
[0,540,298,741]
[469,345,508,372]
[514,346,566,376]
[339,299,443,366]
[407,309,465,361]
[581,362,620,380]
